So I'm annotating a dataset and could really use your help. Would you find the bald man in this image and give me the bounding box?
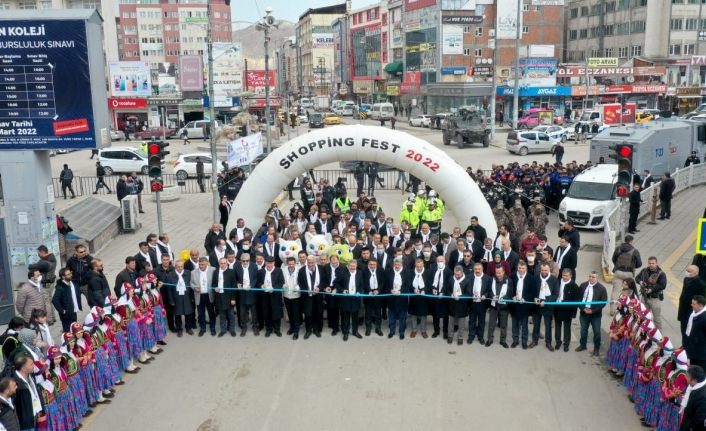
[679,265,706,345]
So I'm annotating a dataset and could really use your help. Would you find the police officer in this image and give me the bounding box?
[685,151,702,167]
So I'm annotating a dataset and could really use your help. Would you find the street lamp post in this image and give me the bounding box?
[511,0,522,130]
[258,7,277,154]
[207,0,218,222]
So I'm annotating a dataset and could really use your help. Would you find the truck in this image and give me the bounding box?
[441,107,491,149]
[580,102,636,126]
[313,96,330,111]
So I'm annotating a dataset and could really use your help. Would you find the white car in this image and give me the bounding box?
[99,146,156,175]
[176,120,221,139]
[172,153,220,180]
[297,114,308,123]
[409,115,432,127]
[533,125,568,143]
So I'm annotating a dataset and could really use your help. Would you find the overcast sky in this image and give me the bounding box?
[233,0,379,28]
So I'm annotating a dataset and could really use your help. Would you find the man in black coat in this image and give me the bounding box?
[234,253,260,336]
[554,236,578,277]
[166,260,195,337]
[12,356,42,431]
[445,264,471,345]
[361,259,385,337]
[576,271,608,356]
[486,266,513,348]
[298,255,325,338]
[686,295,706,370]
[153,254,176,332]
[628,183,643,234]
[52,267,82,332]
[659,172,676,220]
[557,220,580,252]
[532,263,559,351]
[465,216,487,244]
[212,257,237,337]
[0,376,20,431]
[679,266,706,346]
[385,258,411,340]
[86,259,111,307]
[429,255,451,339]
[134,241,152,274]
[553,269,581,352]
[204,223,227,255]
[116,174,129,201]
[257,257,285,337]
[322,255,342,335]
[510,261,537,349]
[335,261,364,341]
[468,262,491,344]
[679,365,706,431]
[114,256,139,297]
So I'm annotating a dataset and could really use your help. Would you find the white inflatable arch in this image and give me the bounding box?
[232,125,497,239]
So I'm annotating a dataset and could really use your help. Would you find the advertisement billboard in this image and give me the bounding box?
[0,15,109,150]
[442,25,463,55]
[312,33,334,48]
[179,55,203,92]
[208,43,243,103]
[109,62,151,97]
[245,70,276,95]
[497,0,521,39]
[520,58,558,87]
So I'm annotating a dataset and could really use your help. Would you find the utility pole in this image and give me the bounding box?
[207,0,218,222]
[489,21,498,139]
[260,7,276,154]
[511,0,522,130]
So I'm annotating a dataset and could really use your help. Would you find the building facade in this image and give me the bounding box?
[349,2,388,102]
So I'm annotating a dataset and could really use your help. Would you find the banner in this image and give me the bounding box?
[227,132,263,167]
[245,70,276,95]
[520,58,558,87]
[557,66,666,77]
[441,15,483,24]
[109,61,151,97]
[497,0,521,39]
[442,25,463,55]
[208,43,244,100]
[178,56,203,92]
[312,33,334,48]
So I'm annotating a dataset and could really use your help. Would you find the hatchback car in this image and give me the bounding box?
[99,147,163,175]
[533,125,568,142]
[409,115,432,127]
[172,153,220,180]
[323,113,341,125]
[177,120,222,139]
[506,130,560,156]
[110,128,125,141]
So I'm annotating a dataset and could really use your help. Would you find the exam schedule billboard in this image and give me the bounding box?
[0,15,109,150]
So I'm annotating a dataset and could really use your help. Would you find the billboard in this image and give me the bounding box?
[179,56,203,92]
[520,58,558,87]
[208,43,243,103]
[245,70,275,95]
[109,62,151,97]
[312,33,334,48]
[497,0,521,39]
[0,17,109,150]
[442,25,463,55]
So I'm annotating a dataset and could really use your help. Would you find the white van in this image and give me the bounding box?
[558,164,618,229]
[341,101,356,116]
[99,146,164,175]
[369,102,394,120]
[299,98,313,109]
[177,120,221,139]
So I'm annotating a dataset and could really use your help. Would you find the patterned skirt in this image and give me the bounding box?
[127,319,143,359]
[114,330,131,371]
[606,337,624,369]
[623,348,639,394]
[103,343,121,385]
[656,401,680,431]
[79,363,99,405]
[153,305,168,340]
[94,347,113,392]
[41,399,66,431]
[67,372,89,418]
[56,388,80,430]
[642,379,661,425]
[141,319,156,350]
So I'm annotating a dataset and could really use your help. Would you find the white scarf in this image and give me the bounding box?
[348,271,357,294]
[583,283,594,303]
[215,247,226,261]
[539,275,551,300]
[266,242,275,257]
[264,269,274,291]
[686,307,706,336]
[369,270,378,292]
[490,278,508,307]
[199,269,209,291]
[473,275,483,302]
[175,270,186,295]
[516,273,525,300]
[226,240,238,254]
[158,240,173,260]
[433,268,444,294]
[242,266,251,289]
[284,268,300,298]
[681,378,706,413]
[217,270,225,293]
[139,250,150,261]
[392,269,403,294]
[305,266,320,295]
[16,371,42,415]
[413,270,425,293]
[452,275,465,298]
[28,279,41,291]
[556,244,571,268]
[558,280,568,302]
[329,265,339,286]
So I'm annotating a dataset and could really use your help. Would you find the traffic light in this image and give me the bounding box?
[150,178,163,192]
[147,140,162,178]
[612,143,633,197]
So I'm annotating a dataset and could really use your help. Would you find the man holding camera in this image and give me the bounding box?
[635,256,667,329]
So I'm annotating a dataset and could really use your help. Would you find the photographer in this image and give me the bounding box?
[635,256,667,329]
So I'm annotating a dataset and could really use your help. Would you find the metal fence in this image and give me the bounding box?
[602,163,706,276]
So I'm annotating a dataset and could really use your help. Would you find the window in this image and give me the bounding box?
[523,3,529,11]
[591,49,601,57]
[669,44,682,55]
[605,1,616,12]
[463,48,470,56]
[617,0,630,9]
[635,0,647,5]
[618,46,629,57]
[475,27,483,37]
[522,26,529,34]
[700,19,706,29]
[17,1,37,9]
[631,45,642,56]
[463,26,470,33]
[672,0,684,4]
[631,21,645,33]
[671,18,683,30]
[604,24,614,36]
[570,8,578,18]
[591,4,602,15]
[616,22,629,35]
[474,48,482,56]
[687,18,698,30]
[579,28,588,38]
[604,48,615,57]
[581,6,589,16]
[684,44,696,55]
[569,30,578,40]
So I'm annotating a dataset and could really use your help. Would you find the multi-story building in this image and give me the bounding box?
[276,36,298,105]
[332,15,351,98]
[1,0,119,63]
[296,3,346,97]
[348,2,388,102]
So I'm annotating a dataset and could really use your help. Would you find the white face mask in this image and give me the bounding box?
[242,245,250,251]
[423,252,431,258]
[35,275,42,284]
[437,263,445,270]
[376,249,384,255]
[527,256,535,263]
[404,234,411,240]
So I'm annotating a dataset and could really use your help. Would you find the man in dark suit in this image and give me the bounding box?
[335,260,364,341]
[322,255,342,335]
[463,230,484,262]
[166,260,195,337]
[113,256,138,298]
[362,259,385,336]
[447,238,468,268]
[640,169,654,190]
[12,356,42,431]
[554,269,581,352]
[134,241,152,274]
[532,263,559,351]
[679,266,706,346]
[154,253,176,332]
[576,271,608,356]
[446,264,471,345]
[234,253,260,336]
[262,234,281,267]
[190,257,216,336]
[468,262,491,344]
[386,258,411,340]
[486,266,513,348]
[298,255,325,338]
[52,267,82,332]
[257,256,285,337]
[204,223,226,255]
[212,257,237,337]
[510,261,537,349]
[86,259,111,308]
[680,365,706,431]
[500,240,520,276]
[430,255,451,339]
[208,239,228,268]
[465,216,487,244]
[314,211,334,235]
[554,236,578,277]
[686,295,706,370]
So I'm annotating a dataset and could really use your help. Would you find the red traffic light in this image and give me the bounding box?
[618,146,632,158]
[616,185,629,197]
[148,143,161,155]
[150,180,163,192]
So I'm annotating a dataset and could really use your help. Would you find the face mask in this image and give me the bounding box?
[437,263,445,270]
[386,223,392,229]
[404,234,411,240]
[527,256,535,263]
[466,236,473,241]
[414,246,422,252]
[36,276,42,284]
[376,249,384,255]
[423,252,431,258]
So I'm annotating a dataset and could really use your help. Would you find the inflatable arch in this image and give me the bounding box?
[232,125,498,240]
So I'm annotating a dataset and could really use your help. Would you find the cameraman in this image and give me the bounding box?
[635,256,667,329]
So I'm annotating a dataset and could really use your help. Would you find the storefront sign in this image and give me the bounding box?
[441,16,483,24]
[207,43,243,99]
[147,98,181,105]
[108,98,147,109]
[472,66,493,76]
[312,33,334,48]
[245,70,276,94]
[631,84,667,93]
[605,85,632,93]
[496,86,571,97]
[557,66,666,77]
[586,57,618,67]
[401,71,421,94]
[386,85,400,96]
[676,87,701,96]
[692,55,706,66]
[571,85,604,96]
[441,67,467,75]
[496,0,521,39]
[442,25,463,55]
[519,58,558,87]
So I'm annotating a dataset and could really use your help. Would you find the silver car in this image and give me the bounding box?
[506,130,561,156]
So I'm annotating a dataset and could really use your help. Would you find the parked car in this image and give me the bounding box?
[172,153,220,180]
[533,125,568,143]
[99,147,162,175]
[409,115,432,127]
[506,130,561,156]
[135,127,177,139]
[309,113,324,128]
[176,120,222,139]
[635,111,654,124]
[110,128,125,141]
[297,113,308,123]
[323,113,341,125]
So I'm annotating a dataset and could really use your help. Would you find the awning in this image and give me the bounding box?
[384,61,403,75]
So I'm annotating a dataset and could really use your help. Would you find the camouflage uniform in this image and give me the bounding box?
[492,201,513,231]
[509,200,528,237]
[527,200,548,236]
